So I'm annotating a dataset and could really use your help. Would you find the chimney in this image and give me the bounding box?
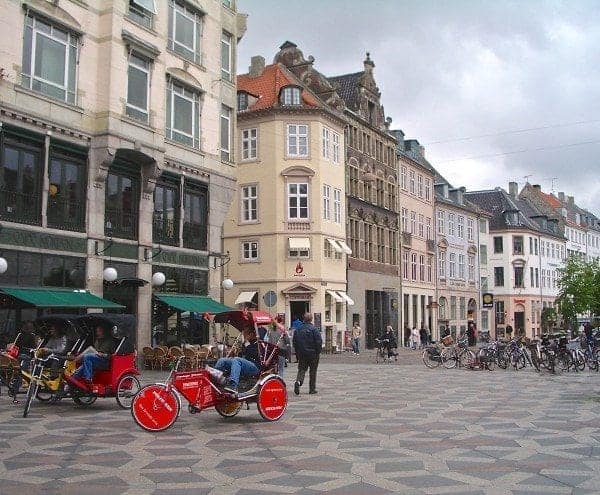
[508,181,518,197]
[363,52,375,74]
[249,56,265,77]
[558,191,565,202]
[567,196,574,206]
[533,184,541,191]
[391,129,404,147]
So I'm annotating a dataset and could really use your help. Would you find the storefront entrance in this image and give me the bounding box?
[290,300,310,324]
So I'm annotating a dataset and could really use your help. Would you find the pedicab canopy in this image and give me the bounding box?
[213,310,274,331]
[75,314,137,354]
[0,287,124,309]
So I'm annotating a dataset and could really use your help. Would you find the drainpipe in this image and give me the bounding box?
[41,132,51,228]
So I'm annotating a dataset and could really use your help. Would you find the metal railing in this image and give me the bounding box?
[0,189,41,226]
[183,223,207,250]
[287,221,311,231]
[105,208,138,240]
[153,216,179,246]
[47,197,86,232]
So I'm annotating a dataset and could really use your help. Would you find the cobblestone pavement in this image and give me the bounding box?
[2,356,600,495]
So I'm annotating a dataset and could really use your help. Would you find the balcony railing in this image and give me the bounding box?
[105,208,138,240]
[287,221,311,231]
[183,222,208,250]
[153,216,179,246]
[0,189,41,226]
[47,197,86,232]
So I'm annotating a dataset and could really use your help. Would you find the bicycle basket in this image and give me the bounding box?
[441,335,454,346]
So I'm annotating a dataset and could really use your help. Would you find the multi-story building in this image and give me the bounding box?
[0,0,246,346]
[223,44,350,351]
[466,183,566,338]
[433,179,484,341]
[394,135,436,342]
[325,54,400,349]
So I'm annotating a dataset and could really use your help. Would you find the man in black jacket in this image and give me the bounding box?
[293,313,322,395]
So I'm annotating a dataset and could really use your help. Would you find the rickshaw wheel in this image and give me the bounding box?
[23,382,39,418]
[257,377,287,422]
[36,389,53,402]
[215,400,242,418]
[132,384,180,432]
[73,394,97,407]
[116,374,141,409]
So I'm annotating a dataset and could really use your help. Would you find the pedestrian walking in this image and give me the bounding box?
[293,312,322,395]
[267,317,291,378]
[419,326,428,348]
[351,323,362,355]
[410,327,420,350]
[404,325,411,347]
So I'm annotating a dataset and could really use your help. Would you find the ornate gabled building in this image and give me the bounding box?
[224,43,350,351]
[325,54,400,349]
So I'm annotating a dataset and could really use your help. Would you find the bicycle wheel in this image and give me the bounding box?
[573,352,586,372]
[422,348,441,369]
[459,349,476,368]
[497,351,508,369]
[132,384,180,432]
[530,352,540,372]
[441,348,457,369]
[23,380,39,418]
[116,374,141,409]
[558,352,571,372]
[590,350,600,372]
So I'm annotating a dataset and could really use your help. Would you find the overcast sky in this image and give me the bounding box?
[237,0,600,214]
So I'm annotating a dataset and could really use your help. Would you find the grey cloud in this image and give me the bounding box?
[238,0,600,213]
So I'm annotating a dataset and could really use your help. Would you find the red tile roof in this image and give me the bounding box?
[237,64,321,111]
[539,191,562,208]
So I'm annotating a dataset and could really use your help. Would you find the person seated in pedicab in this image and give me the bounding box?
[214,326,261,394]
[70,325,116,385]
[37,324,68,379]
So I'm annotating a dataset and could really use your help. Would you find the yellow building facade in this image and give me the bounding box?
[223,54,350,351]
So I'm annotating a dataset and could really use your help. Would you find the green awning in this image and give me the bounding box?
[0,287,124,309]
[154,293,231,313]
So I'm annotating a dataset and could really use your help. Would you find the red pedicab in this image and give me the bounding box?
[62,314,141,409]
[131,310,288,431]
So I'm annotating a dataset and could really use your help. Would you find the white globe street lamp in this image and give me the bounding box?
[0,257,7,275]
[103,267,118,282]
[222,278,234,290]
[152,272,166,287]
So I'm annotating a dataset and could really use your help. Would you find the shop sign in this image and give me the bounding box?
[482,293,494,308]
[293,262,305,277]
[0,226,86,253]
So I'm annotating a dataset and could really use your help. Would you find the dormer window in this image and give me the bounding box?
[281,86,301,106]
[505,211,520,226]
[237,91,248,111]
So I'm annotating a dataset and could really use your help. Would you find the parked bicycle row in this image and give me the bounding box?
[422,333,600,373]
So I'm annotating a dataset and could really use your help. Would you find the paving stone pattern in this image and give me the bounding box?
[2,354,600,494]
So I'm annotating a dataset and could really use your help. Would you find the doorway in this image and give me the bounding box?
[290,300,310,324]
[514,311,525,336]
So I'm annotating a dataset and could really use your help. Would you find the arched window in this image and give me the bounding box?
[280,86,301,106]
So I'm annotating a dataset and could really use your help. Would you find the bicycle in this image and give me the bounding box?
[441,336,475,369]
[422,343,444,368]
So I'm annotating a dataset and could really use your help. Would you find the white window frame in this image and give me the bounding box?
[425,178,431,201]
[409,170,415,194]
[401,208,408,233]
[322,127,330,159]
[437,210,445,235]
[467,218,474,242]
[449,252,456,278]
[241,240,259,261]
[281,87,301,105]
[333,188,342,224]
[166,78,200,148]
[126,52,151,122]
[448,213,455,236]
[323,184,331,221]
[418,214,424,238]
[221,31,232,81]
[426,217,432,240]
[457,215,464,238]
[241,184,258,223]
[287,182,309,219]
[220,104,232,161]
[169,1,202,63]
[241,128,257,160]
[22,14,79,104]
[439,251,446,278]
[417,175,423,197]
[400,166,407,190]
[332,132,340,164]
[458,253,465,279]
[286,124,309,157]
